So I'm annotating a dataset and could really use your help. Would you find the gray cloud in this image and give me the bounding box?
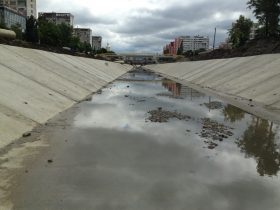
[38,0,254,52]
[73,8,117,26]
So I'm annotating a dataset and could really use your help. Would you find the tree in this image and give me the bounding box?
[237,118,280,176]
[177,42,183,55]
[11,23,23,40]
[248,0,280,37]
[25,15,38,43]
[96,48,108,54]
[229,15,253,48]
[0,21,7,29]
[38,18,60,46]
[57,23,73,47]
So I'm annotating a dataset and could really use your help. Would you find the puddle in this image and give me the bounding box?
[12,68,280,210]
[72,68,280,208]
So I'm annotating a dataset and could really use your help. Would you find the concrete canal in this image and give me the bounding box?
[7,68,280,209]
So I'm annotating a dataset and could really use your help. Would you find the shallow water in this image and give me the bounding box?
[13,68,280,210]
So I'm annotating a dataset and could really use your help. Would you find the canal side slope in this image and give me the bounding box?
[0,44,131,148]
[146,54,280,122]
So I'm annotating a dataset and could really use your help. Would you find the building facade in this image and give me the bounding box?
[163,35,209,55]
[73,28,92,46]
[163,36,209,55]
[0,5,26,30]
[38,12,74,26]
[92,36,102,50]
[0,0,36,17]
[180,36,209,52]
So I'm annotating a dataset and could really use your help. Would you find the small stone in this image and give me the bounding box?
[125,95,129,97]
[22,132,31,138]
[24,102,28,104]
[249,99,253,102]
[47,159,53,163]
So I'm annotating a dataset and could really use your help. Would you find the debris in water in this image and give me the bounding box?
[204,101,223,109]
[200,118,234,148]
[147,108,191,123]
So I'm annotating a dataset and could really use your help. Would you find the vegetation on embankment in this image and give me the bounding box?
[190,38,280,61]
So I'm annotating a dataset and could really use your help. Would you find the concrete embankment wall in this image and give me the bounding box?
[146,54,280,122]
[0,44,131,148]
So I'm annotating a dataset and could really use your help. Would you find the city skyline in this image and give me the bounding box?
[37,0,254,53]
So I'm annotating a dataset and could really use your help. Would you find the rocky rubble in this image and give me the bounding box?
[147,107,191,123]
[200,118,234,149]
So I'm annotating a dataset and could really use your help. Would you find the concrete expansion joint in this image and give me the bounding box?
[0,44,131,150]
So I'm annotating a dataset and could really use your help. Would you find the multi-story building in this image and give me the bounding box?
[163,35,209,55]
[250,23,259,40]
[26,0,36,18]
[92,36,102,50]
[163,42,176,55]
[0,5,26,30]
[38,12,74,26]
[0,0,36,18]
[180,36,209,52]
[73,28,92,46]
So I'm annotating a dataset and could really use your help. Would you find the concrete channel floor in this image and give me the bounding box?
[2,69,280,210]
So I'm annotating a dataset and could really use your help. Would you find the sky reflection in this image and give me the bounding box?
[73,70,280,209]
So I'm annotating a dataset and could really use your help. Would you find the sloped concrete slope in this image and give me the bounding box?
[146,54,280,122]
[0,44,131,148]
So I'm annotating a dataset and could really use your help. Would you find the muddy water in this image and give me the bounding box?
[12,68,280,210]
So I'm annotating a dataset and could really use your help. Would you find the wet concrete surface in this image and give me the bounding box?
[8,68,280,210]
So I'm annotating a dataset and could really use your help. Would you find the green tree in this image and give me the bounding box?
[25,15,38,43]
[237,118,280,176]
[96,48,108,54]
[177,42,183,55]
[223,104,245,122]
[229,15,253,48]
[38,18,60,46]
[57,23,73,47]
[248,0,280,37]
[11,23,23,40]
[69,36,80,51]
[0,21,7,29]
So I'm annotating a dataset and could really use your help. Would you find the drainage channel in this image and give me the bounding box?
[7,68,280,210]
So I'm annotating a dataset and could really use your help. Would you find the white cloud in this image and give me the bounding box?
[38,0,254,53]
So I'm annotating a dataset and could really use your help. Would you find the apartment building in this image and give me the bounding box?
[38,12,74,26]
[180,36,209,52]
[92,36,102,50]
[0,5,26,30]
[163,35,209,55]
[73,28,92,46]
[0,0,36,17]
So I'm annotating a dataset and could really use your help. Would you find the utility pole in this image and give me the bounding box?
[213,27,216,50]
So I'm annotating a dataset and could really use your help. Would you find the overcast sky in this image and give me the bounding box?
[38,0,254,53]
